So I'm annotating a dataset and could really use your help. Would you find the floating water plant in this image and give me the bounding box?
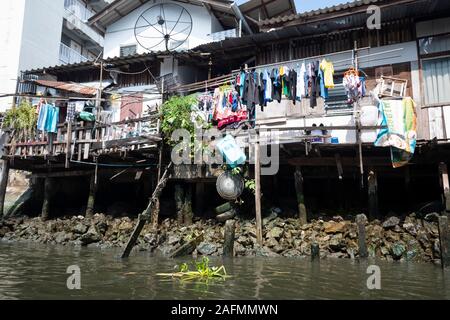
[157,257,229,281]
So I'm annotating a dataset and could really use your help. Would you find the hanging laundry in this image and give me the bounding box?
[343,68,363,103]
[66,102,76,123]
[296,63,307,101]
[37,103,59,133]
[271,68,282,103]
[288,68,298,104]
[318,67,328,99]
[308,61,321,108]
[262,69,272,106]
[281,66,291,98]
[374,97,417,168]
[37,103,48,132]
[320,59,335,89]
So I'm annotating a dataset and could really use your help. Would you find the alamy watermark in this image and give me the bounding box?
[170,128,280,176]
[367,5,381,30]
[66,265,81,290]
[366,265,381,290]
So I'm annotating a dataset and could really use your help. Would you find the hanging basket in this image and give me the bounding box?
[216,171,244,201]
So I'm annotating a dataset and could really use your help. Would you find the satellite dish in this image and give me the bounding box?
[134,3,193,52]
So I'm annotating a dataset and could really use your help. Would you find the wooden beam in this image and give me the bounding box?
[254,143,263,246]
[32,170,93,178]
[288,156,392,167]
[91,135,161,150]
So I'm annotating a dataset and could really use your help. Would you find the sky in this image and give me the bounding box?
[235,0,349,13]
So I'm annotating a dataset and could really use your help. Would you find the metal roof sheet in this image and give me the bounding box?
[33,80,98,96]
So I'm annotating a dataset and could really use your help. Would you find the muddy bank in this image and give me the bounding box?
[0,212,443,264]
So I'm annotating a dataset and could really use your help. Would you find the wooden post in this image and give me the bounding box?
[311,243,320,260]
[195,182,205,216]
[121,162,173,259]
[85,174,97,218]
[439,163,450,216]
[223,219,235,258]
[0,159,10,218]
[356,214,368,258]
[65,122,72,169]
[151,198,160,229]
[367,168,378,219]
[183,185,193,226]
[41,178,52,221]
[254,143,263,246]
[438,216,450,268]
[294,166,307,225]
[175,184,184,225]
[151,143,164,228]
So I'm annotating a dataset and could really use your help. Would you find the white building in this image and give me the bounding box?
[88,0,296,81]
[0,0,113,112]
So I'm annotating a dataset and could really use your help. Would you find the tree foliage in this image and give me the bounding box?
[2,100,37,131]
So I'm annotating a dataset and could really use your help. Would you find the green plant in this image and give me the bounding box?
[2,101,37,131]
[157,257,229,281]
[245,178,256,194]
[161,95,208,146]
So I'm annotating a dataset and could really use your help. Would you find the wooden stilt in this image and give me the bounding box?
[151,198,160,229]
[85,174,97,218]
[184,185,193,226]
[356,214,368,258]
[121,162,173,259]
[151,143,164,228]
[294,166,307,225]
[438,215,450,269]
[0,159,10,218]
[195,182,205,216]
[223,219,235,258]
[405,165,411,206]
[311,243,320,260]
[65,122,72,169]
[367,168,378,219]
[439,163,450,216]
[175,184,184,224]
[41,178,52,221]
[254,143,263,246]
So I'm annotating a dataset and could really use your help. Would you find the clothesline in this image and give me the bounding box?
[231,47,369,74]
[173,47,404,95]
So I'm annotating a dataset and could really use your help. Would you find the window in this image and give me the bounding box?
[419,34,450,56]
[422,56,450,105]
[120,45,137,57]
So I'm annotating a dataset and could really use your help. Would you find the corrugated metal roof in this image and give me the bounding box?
[25,51,193,75]
[239,0,297,21]
[33,80,98,96]
[194,0,449,53]
[259,0,383,27]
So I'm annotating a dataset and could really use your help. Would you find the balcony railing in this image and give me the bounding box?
[59,43,89,65]
[64,0,95,22]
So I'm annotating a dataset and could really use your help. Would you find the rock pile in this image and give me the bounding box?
[0,212,442,263]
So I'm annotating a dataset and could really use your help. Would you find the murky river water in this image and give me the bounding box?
[0,241,449,300]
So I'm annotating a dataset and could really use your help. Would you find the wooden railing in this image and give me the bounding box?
[3,114,162,161]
